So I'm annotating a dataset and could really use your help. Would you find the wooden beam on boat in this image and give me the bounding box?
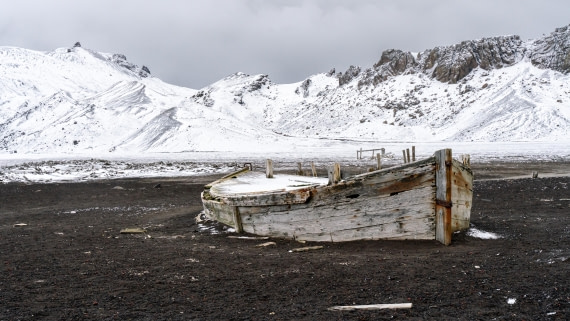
[328,163,341,185]
[232,207,243,233]
[297,162,304,176]
[266,159,273,178]
[406,148,411,163]
[311,162,317,177]
[376,153,382,170]
[435,149,452,245]
[402,150,407,163]
[204,167,250,189]
[222,188,313,206]
[412,145,416,162]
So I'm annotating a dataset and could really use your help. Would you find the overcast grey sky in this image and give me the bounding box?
[1,0,568,88]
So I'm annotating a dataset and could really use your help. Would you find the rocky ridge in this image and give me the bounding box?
[0,26,569,154]
[340,25,569,87]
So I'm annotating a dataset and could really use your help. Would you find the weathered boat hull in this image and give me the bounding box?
[201,149,473,245]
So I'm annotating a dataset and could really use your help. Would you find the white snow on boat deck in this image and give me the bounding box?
[209,171,328,195]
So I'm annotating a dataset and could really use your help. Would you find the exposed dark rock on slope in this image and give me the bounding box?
[346,24,570,86]
[530,25,570,73]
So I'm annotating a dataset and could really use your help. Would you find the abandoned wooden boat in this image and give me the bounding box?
[201,149,473,245]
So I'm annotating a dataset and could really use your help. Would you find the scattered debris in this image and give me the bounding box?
[328,303,413,311]
[227,236,270,240]
[13,223,28,227]
[195,212,209,223]
[112,186,125,190]
[120,228,147,234]
[156,235,186,239]
[256,242,277,247]
[154,183,162,189]
[289,245,324,252]
[507,298,516,305]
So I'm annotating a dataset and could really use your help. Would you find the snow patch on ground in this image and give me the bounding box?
[467,227,502,239]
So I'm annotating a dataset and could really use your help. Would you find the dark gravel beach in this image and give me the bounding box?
[1,162,569,320]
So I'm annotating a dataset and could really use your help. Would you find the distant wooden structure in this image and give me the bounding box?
[357,147,385,160]
[201,149,473,245]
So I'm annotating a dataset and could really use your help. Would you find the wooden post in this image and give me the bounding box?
[311,162,317,177]
[334,163,341,183]
[266,159,273,178]
[376,153,382,170]
[402,150,407,163]
[412,146,416,162]
[328,163,341,185]
[297,162,304,176]
[232,207,243,233]
[406,148,411,163]
[435,149,452,245]
[381,148,385,156]
[461,154,470,167]
[359,147,363,160]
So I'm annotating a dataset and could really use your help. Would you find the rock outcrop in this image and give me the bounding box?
[339,24,570,86]
[529,25,570,74]
[110,53,151,78]
[419,35,523,83]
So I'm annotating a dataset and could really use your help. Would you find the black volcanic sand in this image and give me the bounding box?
[1,162,569,320]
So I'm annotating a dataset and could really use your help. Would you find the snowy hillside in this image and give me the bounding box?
[1,26,569,156]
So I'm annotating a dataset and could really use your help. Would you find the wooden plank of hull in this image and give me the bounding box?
[219,188,312,206]
[239,183,435,225]
[451,159,473,231]
[246,215,435,242]
[201,194,235,227]
[240,185,436,242]
[309,160,436,207]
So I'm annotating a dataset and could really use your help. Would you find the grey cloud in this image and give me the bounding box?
[1,0,568,88]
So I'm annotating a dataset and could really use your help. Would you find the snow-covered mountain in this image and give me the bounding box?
[1,26,569,155]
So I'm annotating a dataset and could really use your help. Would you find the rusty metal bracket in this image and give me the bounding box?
[436,199,452,208]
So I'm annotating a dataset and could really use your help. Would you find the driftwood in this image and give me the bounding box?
[227,236,269,240]
[328,303,412,311]
[120,228,146,234]
[289,246,324,252]
[255,242,276,247]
